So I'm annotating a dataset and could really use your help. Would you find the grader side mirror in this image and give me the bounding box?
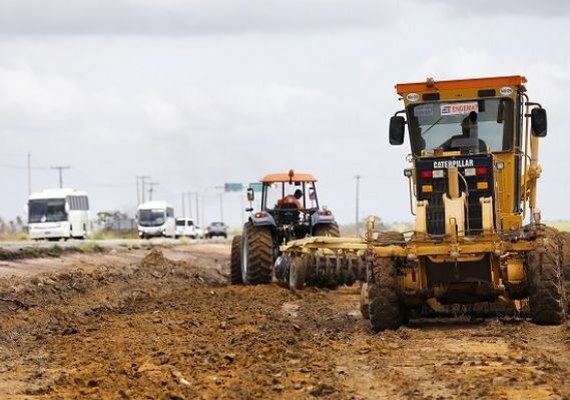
[531,107,547,137]
[246,188,254,202]
[389,116,406,145]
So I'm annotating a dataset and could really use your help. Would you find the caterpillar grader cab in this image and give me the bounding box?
[230,170,340,286]
[280,75,566,331]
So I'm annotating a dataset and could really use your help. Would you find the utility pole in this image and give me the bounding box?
[181,193,186,217]
[147,182,159,201]
[27,152,31,195]
[355,175,362,236]
[137,175,150,203]
[51,165,70,188]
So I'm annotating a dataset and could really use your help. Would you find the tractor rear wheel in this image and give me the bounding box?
[527,231,567,325]
[241,222,273,285]
[368,257,407,331]
[230,235,243,284]
[313,222,340,237]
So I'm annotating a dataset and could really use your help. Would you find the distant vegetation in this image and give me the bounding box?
[0,216,27,241]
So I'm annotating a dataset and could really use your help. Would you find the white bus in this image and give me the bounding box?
[136,201,175,239]
[27,188,90,240]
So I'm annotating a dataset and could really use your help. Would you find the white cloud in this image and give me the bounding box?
[411,0,570,17]
[0,0,400,36]
[1,2,570,227]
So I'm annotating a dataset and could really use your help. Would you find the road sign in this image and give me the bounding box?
[249,182,263,193]
[224,183,243,192]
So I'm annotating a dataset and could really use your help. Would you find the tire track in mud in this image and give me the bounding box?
[1,246,570,399]
[324,289,570,399]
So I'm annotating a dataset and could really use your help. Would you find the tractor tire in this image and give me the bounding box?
[368,257,407,331]
[360,282,370,319]
[527,230,567,325]
[289,256,306,290]
[241,222,273,285]
[313,222,340,237]
[230,235,243,285]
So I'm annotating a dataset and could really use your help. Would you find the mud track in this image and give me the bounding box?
[1,243,570,399]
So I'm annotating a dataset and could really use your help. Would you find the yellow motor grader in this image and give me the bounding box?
[281,75,566,331]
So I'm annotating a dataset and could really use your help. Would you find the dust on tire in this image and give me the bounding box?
[368,257,407,331]
[527,228,567,325]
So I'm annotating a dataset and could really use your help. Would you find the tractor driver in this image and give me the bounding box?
[277,189,304,209]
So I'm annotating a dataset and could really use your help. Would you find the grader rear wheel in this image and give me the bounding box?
[241,222,273,285]
[527,230,567,325]
[368,257,407,331]
[230,235,243,284]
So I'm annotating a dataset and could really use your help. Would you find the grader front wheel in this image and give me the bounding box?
[527,232,567,325]
[368,257,407,331]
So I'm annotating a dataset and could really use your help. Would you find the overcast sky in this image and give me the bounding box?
[1,0,569,228]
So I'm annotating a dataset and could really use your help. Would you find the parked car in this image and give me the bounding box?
[205,221,228,239]
[175,218,198,239]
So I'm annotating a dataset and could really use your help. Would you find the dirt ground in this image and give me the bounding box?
[1,242,570,399]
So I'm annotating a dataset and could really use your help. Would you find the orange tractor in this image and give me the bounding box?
[231,170,341,287]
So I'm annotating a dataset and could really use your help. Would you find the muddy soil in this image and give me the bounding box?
[1,242,570,399]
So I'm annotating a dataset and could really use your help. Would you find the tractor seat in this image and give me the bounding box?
[275,203,300,224]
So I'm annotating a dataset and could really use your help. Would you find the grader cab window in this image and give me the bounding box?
[408,98,514,156]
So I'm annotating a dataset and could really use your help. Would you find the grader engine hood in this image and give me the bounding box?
[415,154,494,236]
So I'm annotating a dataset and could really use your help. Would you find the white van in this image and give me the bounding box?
[136,201,175,239]
[175,218,199,238]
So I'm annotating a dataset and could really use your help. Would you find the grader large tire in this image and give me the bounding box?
[241,222,273,285]
[368,257,407,331]
[230,235,243,285]
[313,222,340,237]
[527,230,567,325]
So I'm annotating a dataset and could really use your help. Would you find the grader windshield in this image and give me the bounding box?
[407,98,514,156]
